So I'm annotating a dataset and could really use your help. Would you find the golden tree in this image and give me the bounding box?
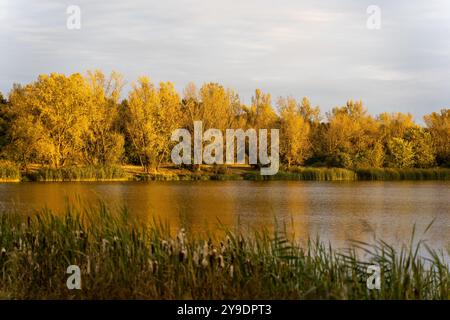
[82,70,124,165]
[278,97,311,168]
[8,73,91,168]
[424,109,450,166]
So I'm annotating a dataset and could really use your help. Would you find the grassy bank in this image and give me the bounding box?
[0,204,448,299]
[0,161,20,182]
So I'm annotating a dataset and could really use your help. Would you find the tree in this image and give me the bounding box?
[424,109,450,166]
[403,127,436,168]
[387,137,415,168]
[155,81,182,167]
[198,83,237,130]
[124,77,160,172]
[244,89,277,130]
[278,97,311,167]
[325,100,378,168]
[0,92,10,153]
[8,74,91,168]
[81,70,125,165]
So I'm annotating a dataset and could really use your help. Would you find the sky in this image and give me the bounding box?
[1,0,450,121]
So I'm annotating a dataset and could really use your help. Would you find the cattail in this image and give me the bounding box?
[177,228,186,247]
[218,254,225,268]
[86,256,91,275]
[201,256,209,268]
[210,248,217,267]
[102,239,109,252]
[203,241,209,256]
[179,249,187,262]
[193,250,199,266]
[148,259,154,273]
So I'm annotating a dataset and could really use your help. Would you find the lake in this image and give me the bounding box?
[0,181,449,252]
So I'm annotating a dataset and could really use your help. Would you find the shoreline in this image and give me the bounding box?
[1,164,449,182]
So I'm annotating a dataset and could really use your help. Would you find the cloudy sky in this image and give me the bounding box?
[1,0,449,121]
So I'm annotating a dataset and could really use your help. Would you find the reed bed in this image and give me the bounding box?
[0,160,20,182]
[25,165,129,182]
[246,167,357,181]
[0,204,448,299]
[356,168,450,180]
[246,167,450,181]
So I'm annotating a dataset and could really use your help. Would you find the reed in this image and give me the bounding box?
[0,160,20,182]
[0,203,448,299]
[245,167,357,181]
[25,165,129,182]
[356,168,450,180]
[247,167,450,181]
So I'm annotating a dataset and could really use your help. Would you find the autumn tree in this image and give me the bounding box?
[386,137,415,168]
[124,77,183,172]
[278,97,311,167]
[243,89,277,130]
[404,127,436,168]
[8,74,91,168]
[82,70,125,165]
[124,77,160,172]
[325,100,379,168]
[0,92,10,153]
[155,81,183,167]
[424,109,450,166]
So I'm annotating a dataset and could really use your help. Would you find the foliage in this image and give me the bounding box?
[0,72,448,172]
[387,137,415,168]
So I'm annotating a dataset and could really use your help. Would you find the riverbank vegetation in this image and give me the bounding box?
[0,71,448,179]
[24,165,128,182]
[0,160,20,182]
[0,204,448,299]
[4,164,450,182]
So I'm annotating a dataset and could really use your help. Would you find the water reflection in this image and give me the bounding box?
[0,181,448,251]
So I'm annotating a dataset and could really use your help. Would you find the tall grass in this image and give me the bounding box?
[0,204,448,299]
[356,168,450,180]
[26,165,129,182]
[246,167,450,181]
[0,160,20,181]
[246,167,357,181]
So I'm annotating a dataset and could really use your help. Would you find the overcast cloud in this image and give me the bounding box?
[1,0,449,121]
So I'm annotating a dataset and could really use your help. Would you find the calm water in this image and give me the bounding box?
[0,181,449,251]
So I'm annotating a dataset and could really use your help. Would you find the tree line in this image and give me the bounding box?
[0,71,448,172]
